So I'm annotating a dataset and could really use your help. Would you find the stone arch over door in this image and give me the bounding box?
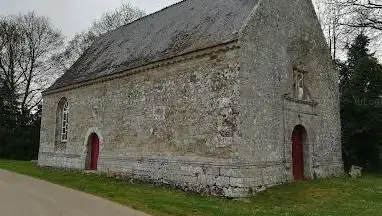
[283,97,317,181]
[83,127,103,170]
[291,125,307,180]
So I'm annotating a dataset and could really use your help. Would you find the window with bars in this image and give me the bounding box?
[55,98,69,150]
[61,101,69,142]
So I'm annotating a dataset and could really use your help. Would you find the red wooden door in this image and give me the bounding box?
[292,127,304,180]
[90,134,99,170]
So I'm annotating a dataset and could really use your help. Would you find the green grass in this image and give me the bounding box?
[0,160,382,216]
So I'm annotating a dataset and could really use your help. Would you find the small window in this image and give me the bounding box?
[61,101,69,142]
[55,98,69,150]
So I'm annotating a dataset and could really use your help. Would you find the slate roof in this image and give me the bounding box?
[48,0,258,91]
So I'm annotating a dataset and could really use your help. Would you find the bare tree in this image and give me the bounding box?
[340,0,382,31]
[55,3,145,70]
[313,0,382,61]
[0,12,64,116]
[339,0,382,59]
[91,3,146,35]
[313,0,356,60]
[53,30,97,71]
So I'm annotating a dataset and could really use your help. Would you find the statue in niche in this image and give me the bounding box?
[294,70,305,100]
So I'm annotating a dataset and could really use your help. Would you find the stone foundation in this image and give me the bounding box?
[38,151,343,198]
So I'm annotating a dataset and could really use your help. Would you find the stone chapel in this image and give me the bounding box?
[38,0,344,197]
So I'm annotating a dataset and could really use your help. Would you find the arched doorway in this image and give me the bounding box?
[291,125,307,180]
[86,133,100,170]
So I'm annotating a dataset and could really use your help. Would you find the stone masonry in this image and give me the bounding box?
[38,0,343,198]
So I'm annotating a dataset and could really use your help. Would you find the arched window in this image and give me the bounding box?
[55,97,69,150]
[61,101,69,142]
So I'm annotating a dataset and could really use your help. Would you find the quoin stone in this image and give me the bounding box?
[38,0,344,198]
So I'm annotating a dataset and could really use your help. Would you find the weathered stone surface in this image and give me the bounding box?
[223,187,249,198]
[215,176,230,188]
[230,177,244,188]
[220,168,242,178]
[349,165,362,178]
[38,0,343,198]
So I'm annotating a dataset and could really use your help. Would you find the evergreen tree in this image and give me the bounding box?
[340,33,382,170]
[0,77,40,160]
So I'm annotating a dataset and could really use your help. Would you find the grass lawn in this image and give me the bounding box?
[0,160,381,216]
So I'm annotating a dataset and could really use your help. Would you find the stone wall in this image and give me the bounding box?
[39,47,256,197]
[38,0,344,198]
[237,0,343,183]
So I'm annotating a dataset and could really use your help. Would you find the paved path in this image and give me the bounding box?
[0,169,150,216]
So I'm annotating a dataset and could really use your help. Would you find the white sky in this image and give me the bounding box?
[0,0,182,39]
[0,0,380,61]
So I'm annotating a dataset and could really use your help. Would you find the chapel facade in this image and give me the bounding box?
[38,0,343,197]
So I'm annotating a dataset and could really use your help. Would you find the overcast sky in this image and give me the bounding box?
[0,0,182,38]
[1,0,380,60]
